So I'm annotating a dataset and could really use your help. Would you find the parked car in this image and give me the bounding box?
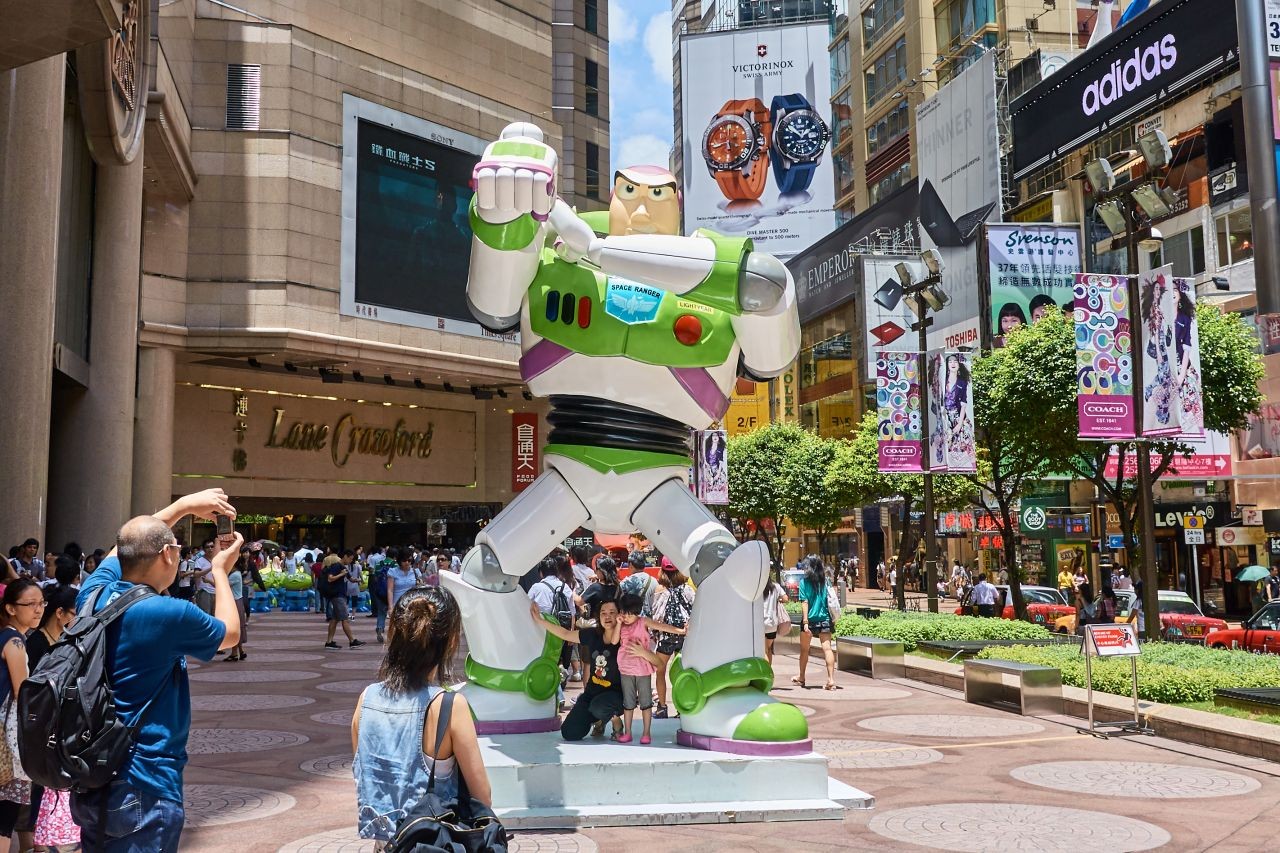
[956,585,1074,627]
[1053,590,1227,641]
[781,569,805,600]
[1208,601,1280,653]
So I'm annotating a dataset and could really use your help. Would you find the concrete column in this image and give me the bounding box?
[131,346,176,516]
[48,155,145,549]
[0,57,65,550]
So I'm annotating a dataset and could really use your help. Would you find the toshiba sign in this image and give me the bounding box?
[1011,0,1237,179]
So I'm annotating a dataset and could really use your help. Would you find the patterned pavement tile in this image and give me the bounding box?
[187,728,310,754]
[321,659,384,671]
[1010,761,1262,799]
[856,714,1044,738]
[310,709,355,727]
[316,679,376,694]
[867,803,1172,852]
[190,669,322,684]
[276,829,375,853]
[184,784,297,828]
[299,754,354,779]
[814,737,945,769]
[192,694,316,712]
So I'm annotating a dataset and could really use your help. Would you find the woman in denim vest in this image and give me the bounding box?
[351,586,491,845]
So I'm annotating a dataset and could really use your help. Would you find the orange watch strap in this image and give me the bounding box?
[713,98,771,200]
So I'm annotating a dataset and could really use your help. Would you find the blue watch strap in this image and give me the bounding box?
[769,93,818,194]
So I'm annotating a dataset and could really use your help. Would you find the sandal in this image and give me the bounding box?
[653,704,669,719]
[791,676,806,688]
[824,682,837,691]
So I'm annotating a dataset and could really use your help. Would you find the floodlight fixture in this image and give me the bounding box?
[895,262,914,288]
[921,249,943,276]
[1130,182,1171,219]
[1085,157,1115,193]
[1095,200,1127,235]
[1137,226,1164,254]
[1137,129,1172,169]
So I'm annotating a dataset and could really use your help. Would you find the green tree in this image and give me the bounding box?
[785,431,846,563]
[726,422,813,568]
[989,306,1263,635]
[832,414,978,609]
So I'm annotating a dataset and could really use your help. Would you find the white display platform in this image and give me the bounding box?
[482,719,872,828]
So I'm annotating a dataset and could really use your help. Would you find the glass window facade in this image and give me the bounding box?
[866,100,908,157]
[799,307,861,440]
[936,0,995,49]
[832,89,855,150]
[1216,209,1253,268]
[862,0,904,49]
[870,161,911,205]
[831,35,850,93]
[864,36,907,108]
[834,149,855,198]
[1160,226,1206,278]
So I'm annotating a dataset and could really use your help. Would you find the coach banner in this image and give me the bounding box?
[1139,265,1182,438]
[1075,273,1135,439]
[877,352,923,473]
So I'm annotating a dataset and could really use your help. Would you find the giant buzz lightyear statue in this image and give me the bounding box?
[439,123,807,751]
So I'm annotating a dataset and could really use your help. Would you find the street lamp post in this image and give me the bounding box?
[896,253,947,614]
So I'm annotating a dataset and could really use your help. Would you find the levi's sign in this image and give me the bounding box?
[1010,0,1238,179]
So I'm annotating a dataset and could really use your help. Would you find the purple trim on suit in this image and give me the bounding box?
[520,339,575,382]
[668,367,730,420]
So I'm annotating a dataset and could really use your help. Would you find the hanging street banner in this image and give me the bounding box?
[695,430,730,505]
[987,223,1081,346]
[926,351,977,473]
[1138,265,1182,438]
[1075,273,1135,439]
[1173,276,1204,437]
[877,352,924,473]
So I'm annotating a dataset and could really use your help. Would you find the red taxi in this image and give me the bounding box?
[956,585,1074,627]
[1208,601,1280,653]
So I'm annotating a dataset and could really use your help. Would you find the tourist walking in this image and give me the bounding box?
[794,556,837,691]
[323,552,365,650]
[762,574,789,666]
[0,579,45,848]
[650,559,694,719]
[224,550,249,661]
[386,550,422,609]
[353,586,490,843]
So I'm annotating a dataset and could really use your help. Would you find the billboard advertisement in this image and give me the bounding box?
[876,352,923,473]
[1010,0,1239,179]
[695,430,730,504]
[1138,265,1182,438]
[340,95,498,338]
[1075,273,1135,440]
[679,22,836,257]
[927,350,976,473]
[915,50,1001,353]
[986,224,1082,346]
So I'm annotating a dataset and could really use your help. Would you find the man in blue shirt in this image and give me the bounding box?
[72,489,242,852]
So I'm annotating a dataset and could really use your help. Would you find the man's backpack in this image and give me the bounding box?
[18,585,177,791]
[540,581,575,630]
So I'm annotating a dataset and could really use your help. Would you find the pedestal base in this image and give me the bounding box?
[474,716,562,735]
[482,719,871,829]
[676,729,812,756]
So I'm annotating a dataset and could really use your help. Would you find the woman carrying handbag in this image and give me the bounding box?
[352,586,504,851]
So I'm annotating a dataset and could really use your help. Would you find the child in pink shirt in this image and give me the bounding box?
[616,592,684,744]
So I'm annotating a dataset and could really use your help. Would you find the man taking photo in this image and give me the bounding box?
[322,550,365,650]
[72,488,243,852]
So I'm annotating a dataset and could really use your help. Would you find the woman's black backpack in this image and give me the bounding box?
[384,691,509,853]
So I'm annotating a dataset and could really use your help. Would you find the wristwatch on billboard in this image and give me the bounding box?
[701,98,772,201]
[768,93,831,194]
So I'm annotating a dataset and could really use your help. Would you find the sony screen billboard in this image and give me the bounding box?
[339,95,499,338]
[1011,0,1240,180]
[679,22,837,258]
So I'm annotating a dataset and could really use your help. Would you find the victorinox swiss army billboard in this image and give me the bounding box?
[1011,0,1240,181]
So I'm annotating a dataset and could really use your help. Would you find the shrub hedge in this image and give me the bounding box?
[975,643,1280,704]
[814,610,1052,651]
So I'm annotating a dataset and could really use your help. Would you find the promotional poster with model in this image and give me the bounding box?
[680,22,836,258]
[438,122,809,752]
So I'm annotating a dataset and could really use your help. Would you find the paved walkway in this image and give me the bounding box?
[178,611,1280,852]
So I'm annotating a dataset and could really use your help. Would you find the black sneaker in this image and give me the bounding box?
[324,642,340,649]
[653,704,669,719]
[349,639,366,648]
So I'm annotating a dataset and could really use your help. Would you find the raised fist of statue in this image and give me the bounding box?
[472,122,558,223]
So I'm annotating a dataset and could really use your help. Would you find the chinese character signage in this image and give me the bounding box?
[511,413,538,493]
[926,351,976,473]
[1074,273,1135,439]
[987,224,1081,346]
[877,352,923,473]
[695,430,729,505]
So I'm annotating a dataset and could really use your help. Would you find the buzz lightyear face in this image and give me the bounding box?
[609,166,681,237]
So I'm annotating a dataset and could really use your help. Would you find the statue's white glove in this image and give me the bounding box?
[472,122,557,223]
[548,200,601,265]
